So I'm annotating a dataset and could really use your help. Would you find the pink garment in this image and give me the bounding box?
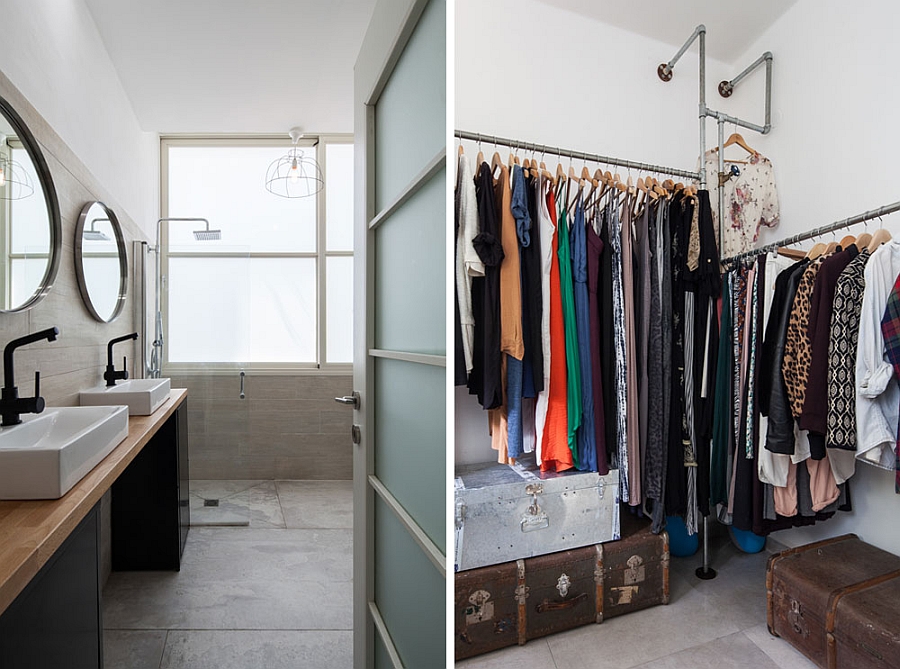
[773,461,798,517]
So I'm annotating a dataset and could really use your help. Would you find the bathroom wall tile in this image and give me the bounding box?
[190,430,242,460]
[320,409,352,433]
[189,456,277,480]
[104,630,168,669]
[296,375,352,400]
[243,375,299,399]
[274,453,352,480]
[249,402,320,434]
[159,630,351,669]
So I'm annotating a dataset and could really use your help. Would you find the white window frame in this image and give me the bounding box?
[160,134,353,374]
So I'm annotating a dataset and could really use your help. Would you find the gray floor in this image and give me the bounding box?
[456,526,819,669]
[102,480,353,669]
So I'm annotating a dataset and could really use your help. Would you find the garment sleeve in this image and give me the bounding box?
[460,160,484,278]
[759,160,780,229]
[857,251,896,399]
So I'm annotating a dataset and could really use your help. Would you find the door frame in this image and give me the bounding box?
[352,1,444,667]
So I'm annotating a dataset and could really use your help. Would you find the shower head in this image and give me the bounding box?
[83,218,111,242]
[193,221,221,241]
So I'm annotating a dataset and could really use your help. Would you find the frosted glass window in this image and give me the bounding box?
[325,144,353,252]
[168,257,316,364]
[326,256,352,363]
[10,257,49,306]
[9,148,49,254]
[167,146,316,253]
[163,139,352,367]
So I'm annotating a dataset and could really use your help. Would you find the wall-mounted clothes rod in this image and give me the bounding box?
[722,199,900,267]
[454,130,701,182]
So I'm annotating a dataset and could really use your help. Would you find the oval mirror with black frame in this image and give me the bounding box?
[0,95,61,312]
[75,201,127,323]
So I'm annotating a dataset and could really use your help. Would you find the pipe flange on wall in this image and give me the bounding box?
[718,80,734,97]
[657,63,673,82]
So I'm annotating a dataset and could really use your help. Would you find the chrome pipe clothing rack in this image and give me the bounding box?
[723,200,900,266]
[454,130,701,181]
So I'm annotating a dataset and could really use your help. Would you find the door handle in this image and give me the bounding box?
[334,391,360,410]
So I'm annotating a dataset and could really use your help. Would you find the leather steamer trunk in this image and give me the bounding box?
[455,516,669,660]
[766,533,900,668]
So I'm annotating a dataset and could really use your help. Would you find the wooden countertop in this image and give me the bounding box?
[0,388,187,615]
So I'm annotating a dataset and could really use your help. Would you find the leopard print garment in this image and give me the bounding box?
[782,256,826,419]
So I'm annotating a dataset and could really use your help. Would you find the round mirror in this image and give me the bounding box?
[75,201,126,322]
[0,96,61,311]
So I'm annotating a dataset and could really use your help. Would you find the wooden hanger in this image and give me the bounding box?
[458,143,464,157]
[855,231,873,250]
[824,241,838,255]
[838,234,856,251]
[806,242,827,260]
[777,247,807,260]
[868,228,892,253]
[712,132,757,155]
[491,151,504,177]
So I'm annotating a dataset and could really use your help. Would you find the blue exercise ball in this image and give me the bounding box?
[729,526,767,553]
[666,515,699,557]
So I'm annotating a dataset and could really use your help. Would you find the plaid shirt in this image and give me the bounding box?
[879,271,900,493]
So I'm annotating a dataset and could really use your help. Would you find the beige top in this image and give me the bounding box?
[0,389,187,615]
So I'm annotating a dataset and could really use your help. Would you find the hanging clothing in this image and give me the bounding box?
[469,162,504,410]
[598,204,619,469]
[557,204,582,468]
[608,198,630,502]
[456,153,482,377]
[571,201,598,471]
[703,150,780,258]
[782,257,827,420]
[586,213,609,476]
[826,248,871,452]
[880,271,900,493]
[497,164,524,362]
[534,176,555,460]
[621,195,641,500]
[856,241,900,470]
[800,246,859,458]
[515,168,544,398]
[539,186,573,472]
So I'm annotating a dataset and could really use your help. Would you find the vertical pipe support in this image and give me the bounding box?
[698,27,706,189]
[717,117,726,254]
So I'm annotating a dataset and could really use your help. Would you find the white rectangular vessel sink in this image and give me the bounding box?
[80,378,171,416]
[0,405,129,499]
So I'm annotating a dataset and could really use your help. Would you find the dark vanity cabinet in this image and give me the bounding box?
[112,400,190,570]
[0,504,103,668]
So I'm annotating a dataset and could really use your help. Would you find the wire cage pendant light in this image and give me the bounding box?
[265,127,324,199]
[0,135,35,201]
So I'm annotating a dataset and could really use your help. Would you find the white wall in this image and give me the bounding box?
[724,0,900,555]
[456,0,900,556]
[455,0,733,465]
[0,0,158,238]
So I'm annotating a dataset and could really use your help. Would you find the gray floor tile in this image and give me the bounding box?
[632,631,781,669]
[104,575,352,630]
[190,480,285,528]
[743,624,818,669]
[457,639,556,669]
[103,629,167,669]
[159,630,352,669]
[276,480,352,529]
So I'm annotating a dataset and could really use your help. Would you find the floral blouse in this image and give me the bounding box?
[702,151,780,259]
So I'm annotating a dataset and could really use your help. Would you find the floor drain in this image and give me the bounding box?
[203,499,219,507]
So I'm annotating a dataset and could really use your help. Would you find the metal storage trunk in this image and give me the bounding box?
[455,453,619,572]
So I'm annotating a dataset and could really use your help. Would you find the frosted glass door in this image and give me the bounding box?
[353,0,446,667]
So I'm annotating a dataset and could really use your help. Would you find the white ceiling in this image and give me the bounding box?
[535,0,798,64]
[84,0,377,134]
[85,0,795,135]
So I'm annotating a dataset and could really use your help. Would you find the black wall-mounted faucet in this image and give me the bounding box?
[0,326,59,427]
[105,332,138,387]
